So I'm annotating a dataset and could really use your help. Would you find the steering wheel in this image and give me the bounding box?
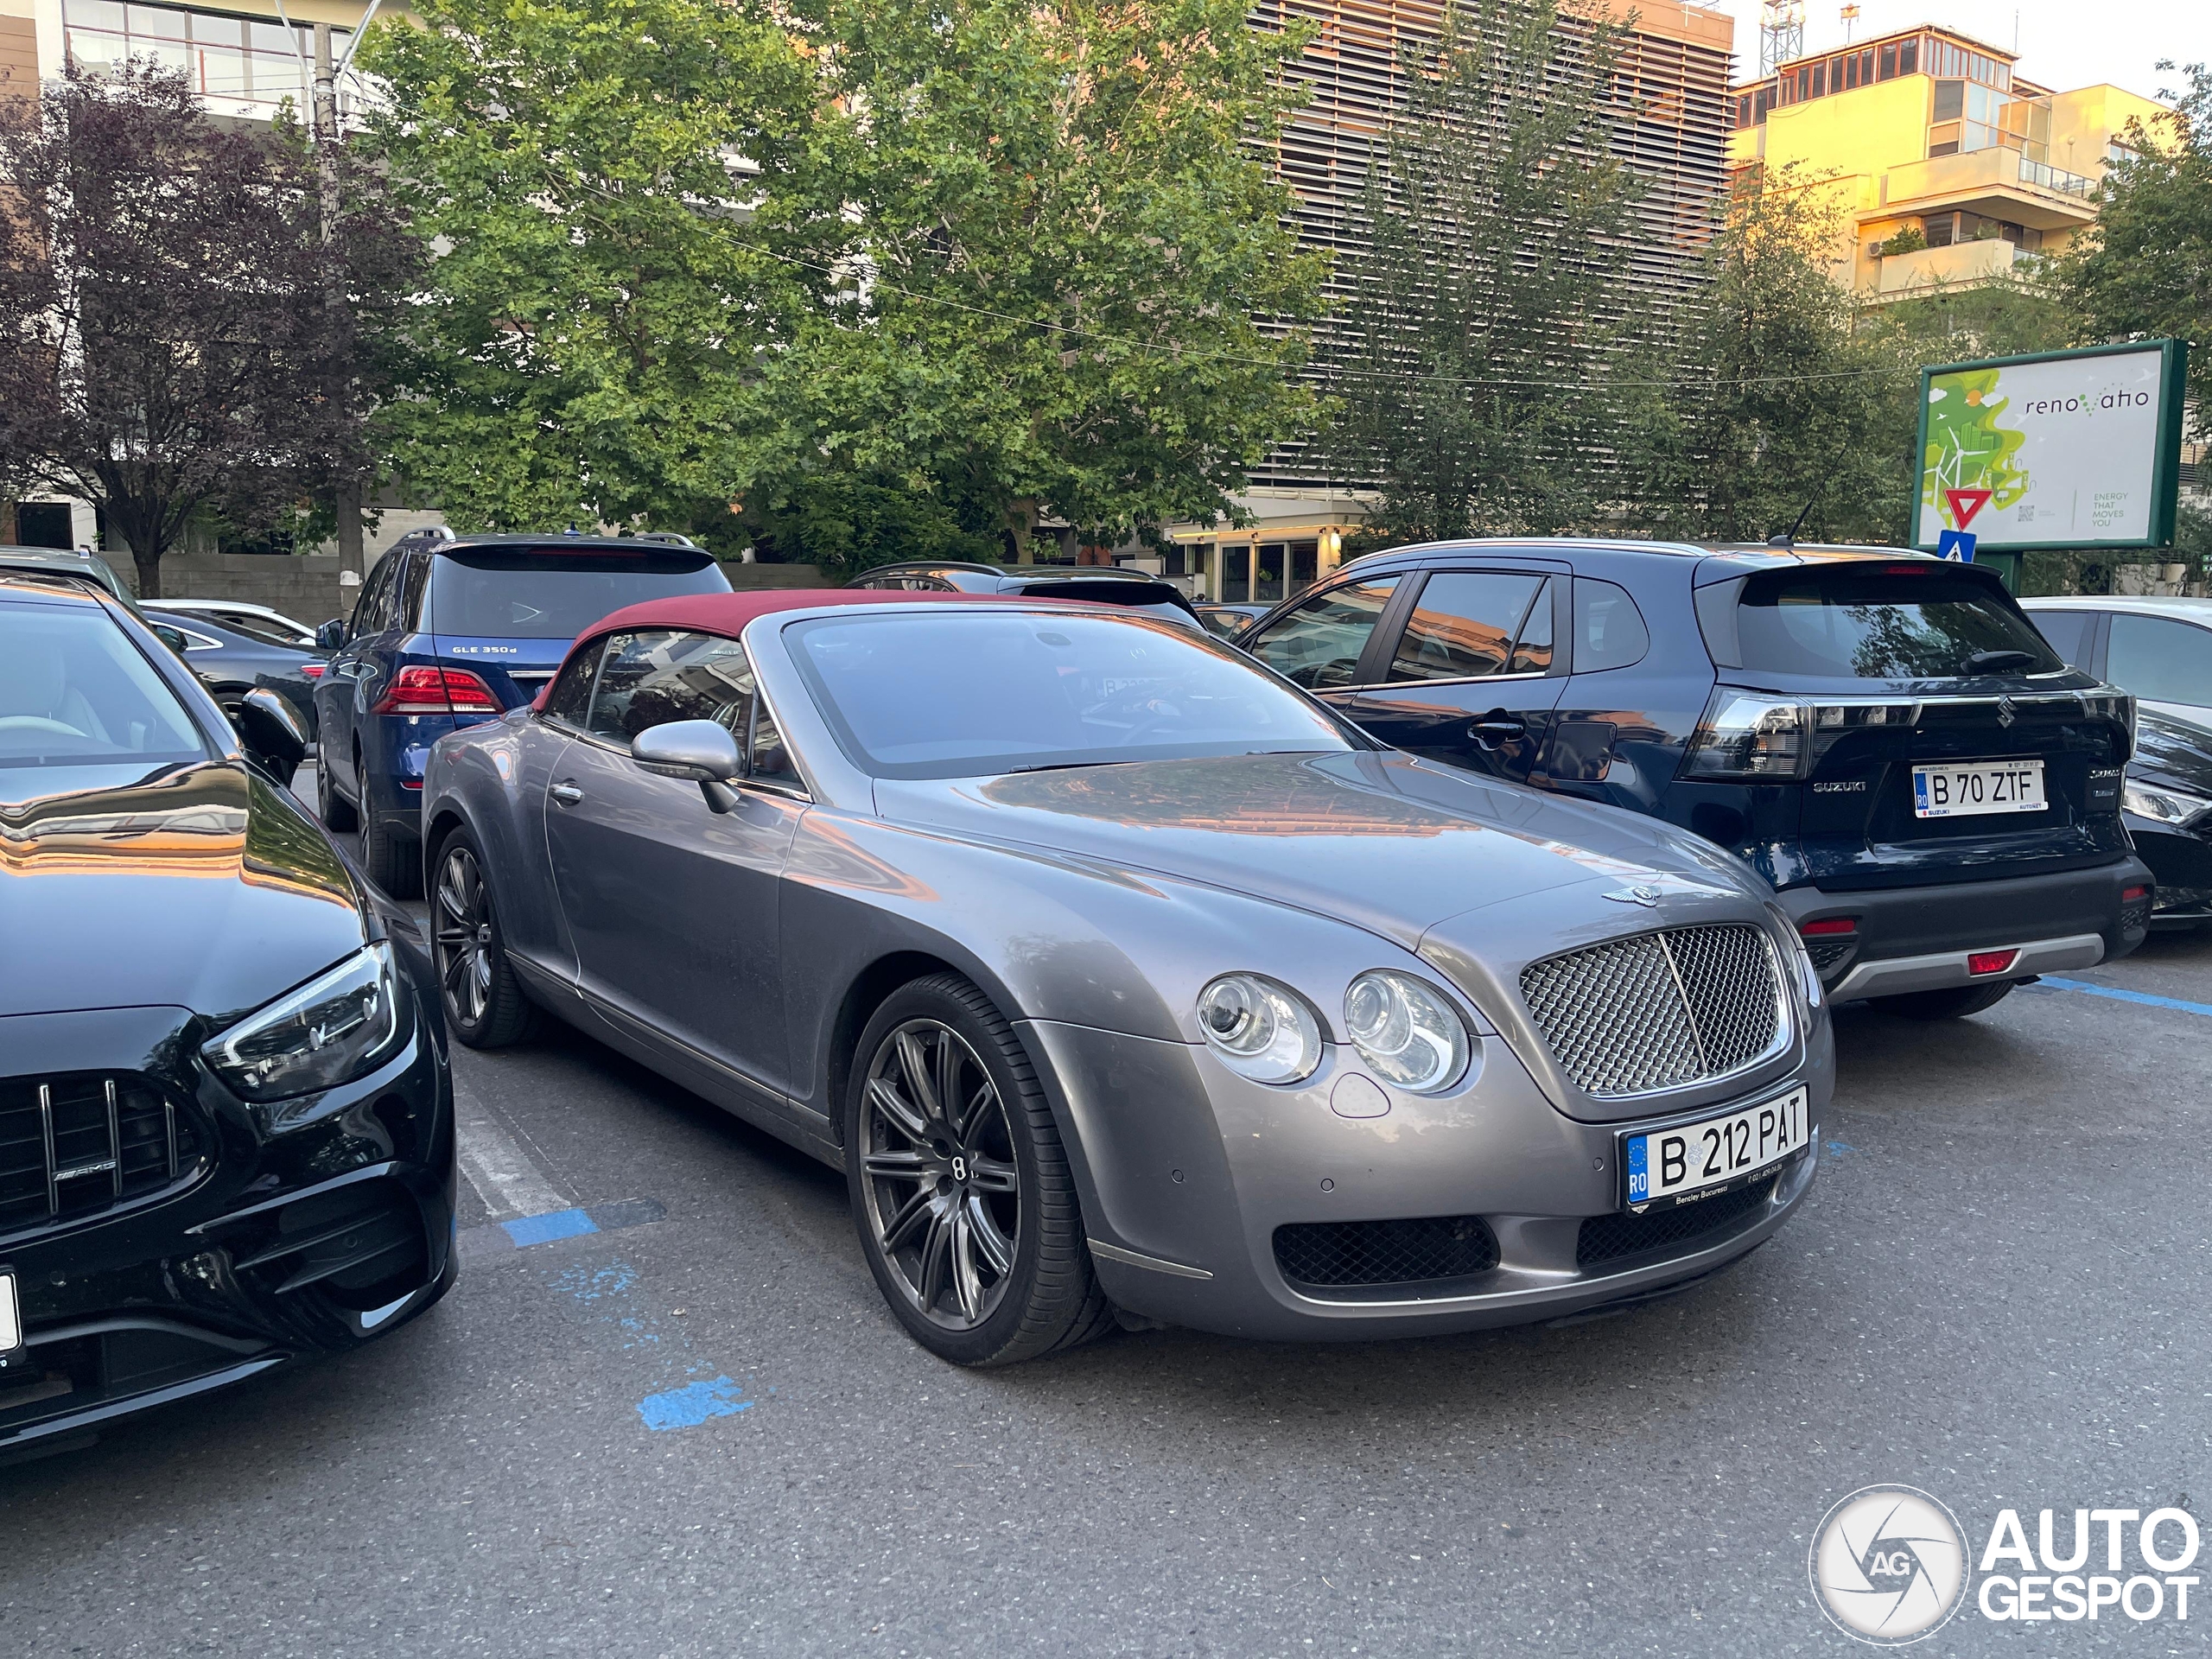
[0,715,86,736]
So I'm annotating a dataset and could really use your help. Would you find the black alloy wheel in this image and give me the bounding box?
[844,975,1114,1366]
[1868,981,2017,1020]
[431,830,538,1048]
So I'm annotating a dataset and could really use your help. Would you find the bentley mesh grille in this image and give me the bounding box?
[0,1072,201,1241]
[1518,925,1786,1097]
[1274,1215,1500,1288]
[1576,1177,1778,1268]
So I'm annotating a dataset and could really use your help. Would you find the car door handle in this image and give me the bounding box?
[550,783,584,806]
[1470,713,1527,747]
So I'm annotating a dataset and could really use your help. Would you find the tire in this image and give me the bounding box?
[317,752,359,832]
[1868,981,2017,1020]
[430,827,539,1049]
[843,974,1114,1367]
[360,803,422,899]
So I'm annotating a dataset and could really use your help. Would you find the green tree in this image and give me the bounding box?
[1617,168,1913,543]
[357,0,835,533]
[761,0,1325,567]
[1319,0,1641,545]
[2055,60,2212,432]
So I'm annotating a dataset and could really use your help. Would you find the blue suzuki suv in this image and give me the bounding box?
[314,530,732,895]
[1235,539,2152,1020]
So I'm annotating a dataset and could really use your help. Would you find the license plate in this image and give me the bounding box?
[0,1270,19,1357]
[1622,1086,1809,1213]
[1912,758,2046,819]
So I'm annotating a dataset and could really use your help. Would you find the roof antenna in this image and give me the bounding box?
[1766,495,1817,550]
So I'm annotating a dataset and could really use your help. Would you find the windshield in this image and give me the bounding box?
[1733,566,2063,678]
[0,603,207,771]
[788,610,1354,779]
[427,547,732,639]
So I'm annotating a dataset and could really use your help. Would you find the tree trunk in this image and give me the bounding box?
[1003,497,1037,565]
[133,549,163,601]
[0,499,16,544]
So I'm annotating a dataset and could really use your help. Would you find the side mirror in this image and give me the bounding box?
[315,617,348,650]
[237,686,310,778]
[632,719,743,813]
[151,622,189,655]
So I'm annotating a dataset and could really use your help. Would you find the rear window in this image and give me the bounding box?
[425,547,732,639]
[1732,566,2062,679]
[1014,580,1197,620]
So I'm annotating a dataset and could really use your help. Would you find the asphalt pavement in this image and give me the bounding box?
[6,769,2210,1656]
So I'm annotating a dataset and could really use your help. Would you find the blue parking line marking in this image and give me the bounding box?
[502,1207,600,1247]
[2037,977,2212,1020]
[639,1376,753,1432]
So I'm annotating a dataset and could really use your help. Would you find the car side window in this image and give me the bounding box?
[542,638,605,728]
[1387,572,1546,683]
[588,628,785,747]
[2026,609,2090,667]
[1243,577,1400,690]
[2105,613,2212,709]
[352,551,399,637]
[749,701,801,788]
[1571,579,1649,672]
[397,553,430,631]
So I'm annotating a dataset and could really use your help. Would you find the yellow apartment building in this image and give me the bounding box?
[1726,23,2167,302]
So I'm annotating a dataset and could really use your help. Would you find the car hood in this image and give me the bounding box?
[0,760,367,1020]
[878,750,1754,950]
[2132,709,2212,797]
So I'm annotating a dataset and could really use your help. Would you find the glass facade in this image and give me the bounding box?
[1733,29,2013,129]
[62,2,352,119]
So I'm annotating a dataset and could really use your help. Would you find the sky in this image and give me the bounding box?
[1700,0,2210,100]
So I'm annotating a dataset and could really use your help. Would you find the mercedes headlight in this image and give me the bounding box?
[1343,970,1469,1093]
[1196,974,1321,1085]
[203,942,410,1102]
[2123,782,2211,828]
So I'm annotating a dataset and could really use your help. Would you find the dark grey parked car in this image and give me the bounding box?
[847,560,1203,629]
[423,589,1833,1364]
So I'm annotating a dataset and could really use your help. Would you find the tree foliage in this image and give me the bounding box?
[1616,168,1914,544]
[359,0,831,535]
[0,66,372,597]
[360,0,1324,569]
[1319,0,1640,545]
[2056,60,2212,437]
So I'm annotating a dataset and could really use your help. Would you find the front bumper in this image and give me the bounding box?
[0,991,454,1463]
[1778,855,2153,998]
[1021,1018,1831,1342]
[2125,815,2212,925]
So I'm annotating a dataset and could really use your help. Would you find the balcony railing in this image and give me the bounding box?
[2018,156,2095,196]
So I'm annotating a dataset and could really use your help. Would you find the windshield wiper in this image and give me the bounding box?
[1965,649,2037,676]
[1006,759,1143,774]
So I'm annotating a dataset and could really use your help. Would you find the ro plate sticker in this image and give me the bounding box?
[1913,771,1932,814]
[1625,1137,1650,1205]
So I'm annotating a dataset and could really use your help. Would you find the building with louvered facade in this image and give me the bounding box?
[1155,0,1736,607]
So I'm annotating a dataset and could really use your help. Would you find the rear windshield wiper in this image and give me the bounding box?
[1964,649,2037,676]
[1006,759,1141,774]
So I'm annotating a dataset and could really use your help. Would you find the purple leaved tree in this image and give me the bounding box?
[0,63,374,599]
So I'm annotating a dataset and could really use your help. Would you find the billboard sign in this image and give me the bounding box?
[1913,340,2188,552]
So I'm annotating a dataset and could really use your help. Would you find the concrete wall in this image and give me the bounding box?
[129,552,350,624]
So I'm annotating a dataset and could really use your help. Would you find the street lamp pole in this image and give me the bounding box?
[310,24,365,599]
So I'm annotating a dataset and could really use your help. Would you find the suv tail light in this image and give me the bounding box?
[371,665,499,716]
[1800,917,1858,937]
[1967,949,2019,976]
[1681,690,1808,779]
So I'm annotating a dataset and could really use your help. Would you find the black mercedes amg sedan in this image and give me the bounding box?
[0,571,455,1464]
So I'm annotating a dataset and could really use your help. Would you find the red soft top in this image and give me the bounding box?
[532,586,1004,710]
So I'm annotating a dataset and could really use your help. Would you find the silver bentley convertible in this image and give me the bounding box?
[423,590,1834,1364]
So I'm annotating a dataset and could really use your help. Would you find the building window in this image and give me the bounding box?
[62,1,350,118]
[1879,41,1897,79]
[1923,213,1956,247]
[1931,79,1965,121]
[1898,37,1918,74]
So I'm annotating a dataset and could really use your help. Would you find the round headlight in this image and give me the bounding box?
[1343,970,1469,1094]
[1196,974,1322,1085]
